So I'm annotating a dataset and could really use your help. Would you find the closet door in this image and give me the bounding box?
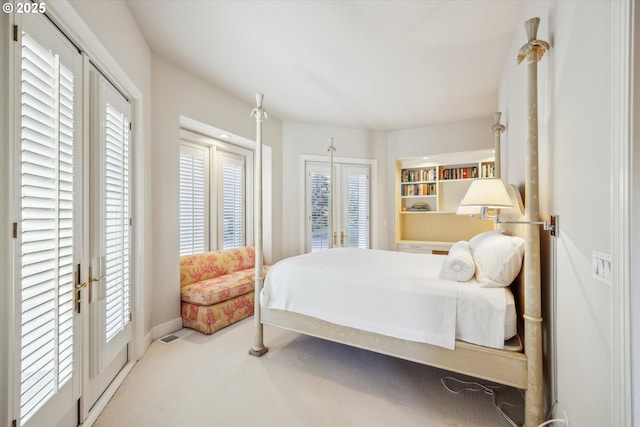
[14,12,82,427]
[84,70,132,413]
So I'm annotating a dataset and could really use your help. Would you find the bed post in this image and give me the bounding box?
[249,93,268,357]
[517,17,548,426]
[328,137,335,248]
[491,112,505,178]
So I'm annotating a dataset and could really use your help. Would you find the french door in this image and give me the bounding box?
[305,161,370,252]
[12,13,132,426]
[83,69,132,416]
[14,12,83,427]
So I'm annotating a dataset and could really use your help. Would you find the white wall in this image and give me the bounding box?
[65,1,286,335]
[281,122,386,257]
[150,54,283,329]
[385,116,496,248]
[68,0,154,337]
[499,1,613,425]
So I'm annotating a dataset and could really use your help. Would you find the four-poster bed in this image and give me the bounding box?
[250,17,549,427]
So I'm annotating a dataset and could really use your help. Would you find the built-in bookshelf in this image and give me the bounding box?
[396,150,496,250]
[400,167,438,212]
[400,160,495,213]
[439,161,495,181]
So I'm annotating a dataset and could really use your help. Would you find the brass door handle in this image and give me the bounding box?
[340,231,344,245]
[89,265,105,283]
[333,232,337,246]
[88,265,105,303]
[74,271,88,313]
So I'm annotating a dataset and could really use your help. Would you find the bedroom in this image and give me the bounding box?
[0,1,637,427]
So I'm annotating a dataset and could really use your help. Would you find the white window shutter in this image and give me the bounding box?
[346,168,370,249]
[179,143,210,255]
[103,103,131,343]
[218,152,245,250]
[19,30,76,423]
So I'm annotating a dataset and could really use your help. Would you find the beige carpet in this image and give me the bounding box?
[94,318,524,427]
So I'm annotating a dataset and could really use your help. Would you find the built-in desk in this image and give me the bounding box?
[396,240,454,255]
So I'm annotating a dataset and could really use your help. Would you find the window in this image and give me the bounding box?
[179,132,252,255]
[179,143,210,255]
[218,152,245,250]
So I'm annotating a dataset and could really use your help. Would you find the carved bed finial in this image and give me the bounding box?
[525,17,540,42]
[491,112,505,179]
[492,112,505,135]
[517,17,549,64]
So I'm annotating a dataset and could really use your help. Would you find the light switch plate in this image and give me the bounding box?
[592,250,612,285]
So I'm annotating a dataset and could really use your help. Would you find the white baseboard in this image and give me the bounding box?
[143,330,152,354]
[151,317,183,341]
[80,361,135,427]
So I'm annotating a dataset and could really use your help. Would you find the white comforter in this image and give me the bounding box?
[262,248,515,350]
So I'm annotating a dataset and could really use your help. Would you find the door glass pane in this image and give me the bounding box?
[310,171,330,252]
[346,170,369,249]
[19,29,76,424]
[103,103,130,343]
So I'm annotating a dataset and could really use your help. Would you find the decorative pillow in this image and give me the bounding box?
[439,240,475,282]
[468,229,504,253]
[472,233,524,288]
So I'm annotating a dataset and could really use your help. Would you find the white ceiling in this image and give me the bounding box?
[126,0,524,132]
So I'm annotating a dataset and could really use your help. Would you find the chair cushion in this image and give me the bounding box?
[180,246,256,287]
[181,269,256,306]
[181,293,254,334]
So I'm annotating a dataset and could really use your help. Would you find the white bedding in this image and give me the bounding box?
[262,248,516,350]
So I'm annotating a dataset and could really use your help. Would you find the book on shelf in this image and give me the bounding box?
[408,202,429,211]
[401,182,437,197]
[401,167,437,183]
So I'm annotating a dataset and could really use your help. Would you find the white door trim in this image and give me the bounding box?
[43,0,148,362]
[300,155,377,254]
[36,1,148,424]
[610,1,633,426]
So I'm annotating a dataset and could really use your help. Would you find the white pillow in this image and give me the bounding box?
[439,240,475,282]
[468,229,504,253]
[472,233,524,288]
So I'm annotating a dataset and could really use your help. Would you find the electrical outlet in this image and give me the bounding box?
[592,251,612,285]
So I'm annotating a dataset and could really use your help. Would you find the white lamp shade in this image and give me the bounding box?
[455,205,481,216]
[458,178,513,209]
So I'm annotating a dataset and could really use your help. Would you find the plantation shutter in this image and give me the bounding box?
[19,29,77,424]
[179,143,209,255]
[218,152,245,250]
[103,103,131,343]
[345,166,370,249]
[308,167,330,252]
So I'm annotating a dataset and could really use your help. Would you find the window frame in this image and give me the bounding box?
[179,129,253,255]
